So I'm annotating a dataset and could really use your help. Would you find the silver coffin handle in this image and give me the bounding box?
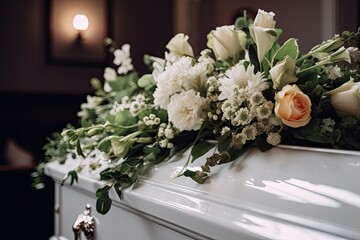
[73,204,96,240]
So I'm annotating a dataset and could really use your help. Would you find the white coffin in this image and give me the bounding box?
[45,145,360,240]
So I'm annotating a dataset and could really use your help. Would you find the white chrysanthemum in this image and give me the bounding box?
[167,90,208,132]
[267,132,281,146]
[250,92,266,106]
[255,101,274,120]
[218,63,268,100]
[221,100,234,120]
[241,124,258,140]
[232,107,252,126]
[234,132,247,145]
[153,57,193,109]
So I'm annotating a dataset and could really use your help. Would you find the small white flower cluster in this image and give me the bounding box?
[221,92,273,126]
[103,67,117,92]
[142,114,161,127]
[324,65,342,80]
[206,76,220,102]
[157,123,178,148]
[77,95,103,118]
[320,118,336,134]
[113,44,134,75]
[220,91,282,147]
[198,49,215,74]
[110,94,148,116]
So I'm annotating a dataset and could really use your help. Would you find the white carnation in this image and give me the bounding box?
[153,57,193,109]
[167,90,208,132]
[184,62,208,93]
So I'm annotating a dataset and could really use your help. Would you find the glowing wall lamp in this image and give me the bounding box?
[73,14,89,41]
[47,0,111,66]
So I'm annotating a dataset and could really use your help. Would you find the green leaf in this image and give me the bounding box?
[183,169,196,178]
[96,185,111,200]
[114,182,123,200]
[235,17,247,30]
[125,157,143,167]
[115,110,137,126]
[255,134,274,152]
[76,139,85,158]
[261,57,271,75]
[183,170,208,184]
[138,74,155,90]
[248,44,260,72]
[96,197,112,215]
[265,29,277,37]
[218,151,230,164]
[143,145,161,155]
[98,138,112,153]
[61,170,78,186]
[292,118,332,144]
[95,185,112,214]
[230,143,250,161]
[191,141,216,162]
[217,131,232,152]
[272,38,299,65]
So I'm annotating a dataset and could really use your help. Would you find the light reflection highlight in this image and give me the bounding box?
[286,179,360,208]
[246,178,340,208]
[235,214,346,240]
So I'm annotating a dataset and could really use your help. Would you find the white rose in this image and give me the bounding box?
[326,79,360,117]
[269,56,298,90]
[207,25,246,61]
[167,90,208,132]
[249,9,277,63]
[166,33,194,57]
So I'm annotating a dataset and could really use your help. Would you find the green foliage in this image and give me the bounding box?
[272,38,299,65]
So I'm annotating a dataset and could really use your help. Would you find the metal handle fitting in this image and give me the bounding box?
[73,204,95,240]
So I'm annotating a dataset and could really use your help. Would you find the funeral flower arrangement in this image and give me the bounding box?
[33,9,360,214]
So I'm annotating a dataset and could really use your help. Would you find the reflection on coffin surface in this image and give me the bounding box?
[45,145,360,240]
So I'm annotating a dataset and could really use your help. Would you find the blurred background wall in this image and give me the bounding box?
[0,0,357,239]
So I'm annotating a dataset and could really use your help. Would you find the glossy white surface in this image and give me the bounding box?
[46,146,360,240]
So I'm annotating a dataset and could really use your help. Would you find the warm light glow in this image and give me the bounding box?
[72,14,89,31]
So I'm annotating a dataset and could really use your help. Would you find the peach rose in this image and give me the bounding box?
[275,85,312,128]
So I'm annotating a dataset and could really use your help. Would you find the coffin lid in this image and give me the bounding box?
[45,145,360,240]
